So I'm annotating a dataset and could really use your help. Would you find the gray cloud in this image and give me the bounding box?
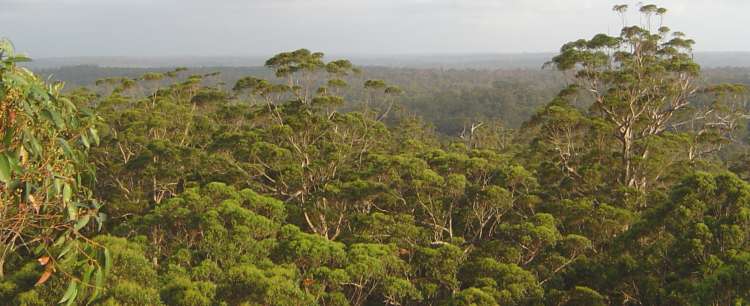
[0,0,747,58]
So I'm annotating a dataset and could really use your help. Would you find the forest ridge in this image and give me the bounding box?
[2,4,750,306]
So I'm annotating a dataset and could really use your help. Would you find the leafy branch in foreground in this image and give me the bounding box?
[0,38,106,304]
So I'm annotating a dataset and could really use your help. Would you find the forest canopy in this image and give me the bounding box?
[2,4,750,306]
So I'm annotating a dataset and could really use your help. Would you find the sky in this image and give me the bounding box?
[0,0,748,58]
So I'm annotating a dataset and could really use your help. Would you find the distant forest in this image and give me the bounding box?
[23,51,750,70]
[37,64,750,134]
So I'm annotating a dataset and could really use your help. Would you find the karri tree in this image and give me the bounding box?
[548,3,709,198]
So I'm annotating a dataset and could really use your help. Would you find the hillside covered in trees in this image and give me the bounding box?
[3,4,750,306]
[32,65,750,136]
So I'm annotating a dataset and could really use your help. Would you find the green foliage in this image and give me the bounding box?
[92,236,162,305]
[5,5,750,305]
[459,258,543,305]
[543,7,717,206]
[0,38,106,304]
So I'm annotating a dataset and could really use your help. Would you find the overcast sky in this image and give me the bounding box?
[0,0,747,58]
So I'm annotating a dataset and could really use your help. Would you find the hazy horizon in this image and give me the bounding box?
[18,52,750,71]
[2,0,749,58]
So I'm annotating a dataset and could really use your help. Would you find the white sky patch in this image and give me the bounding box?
[0,0,747,57]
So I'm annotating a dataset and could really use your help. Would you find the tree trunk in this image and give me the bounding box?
[622,127,635,188]
[0,245,6,278]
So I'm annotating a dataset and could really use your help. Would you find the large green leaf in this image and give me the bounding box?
[103,248,111,275]
[62,183,72,203]
[74,215,90,231]
[0,153,11,183]
[58,281,77,304]
[41,108,65,129]
[2,126,13,147]
[7,55,31,63]
[88,267,104,305]
[81,133,90,149]
[89,127,100,146]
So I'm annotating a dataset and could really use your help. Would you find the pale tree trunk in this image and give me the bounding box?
[622,131,633,187]
[0,242,8,278]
